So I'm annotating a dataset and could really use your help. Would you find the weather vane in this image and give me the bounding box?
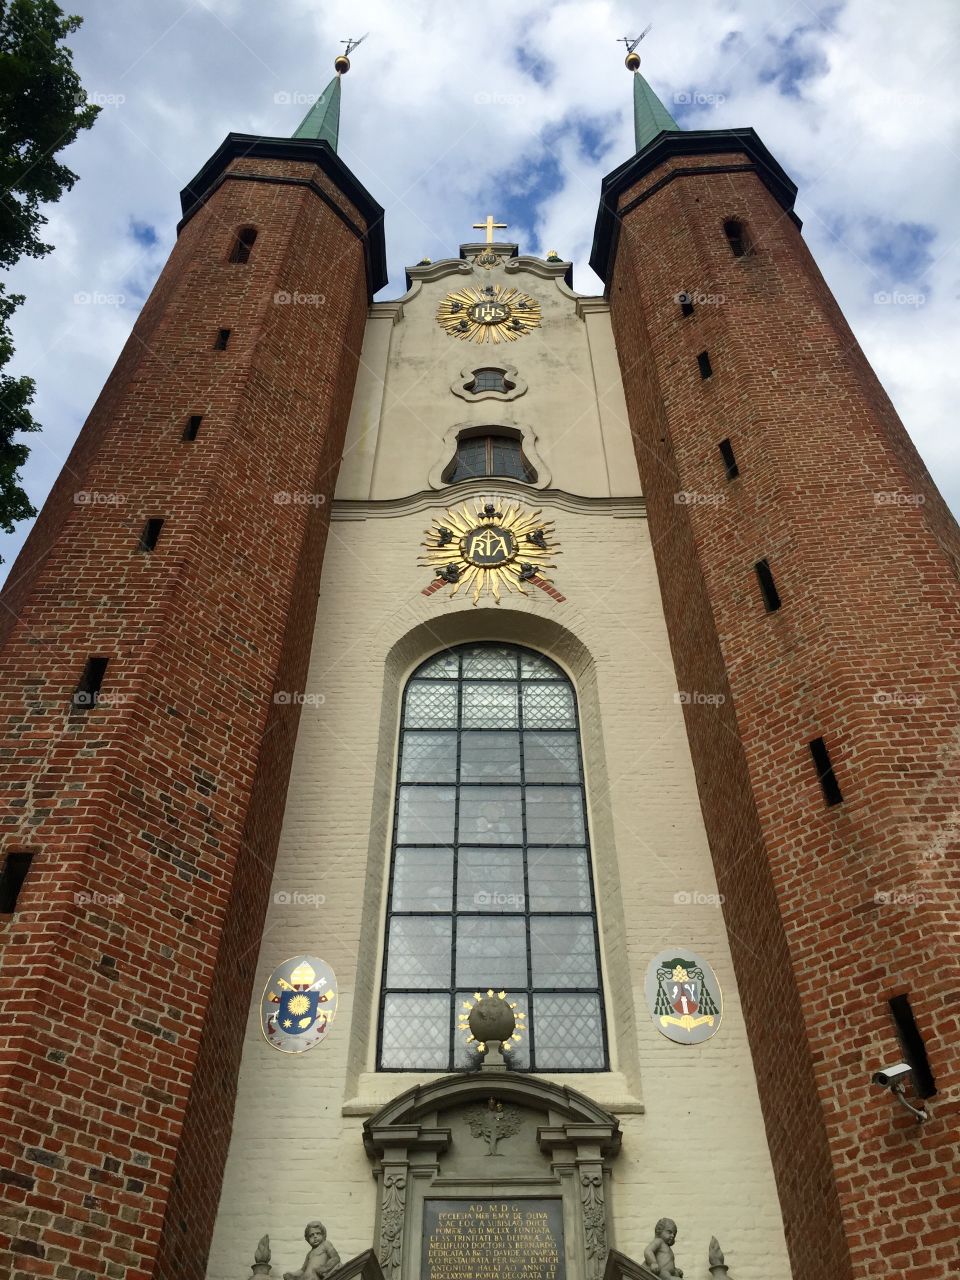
[334,32,368,74]
[618,23,651,71]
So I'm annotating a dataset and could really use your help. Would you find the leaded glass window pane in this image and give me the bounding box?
[456,847,525,911]
[459,731,521,783]
[385,917,452,987]
[405,682,458,728]
[530,917,598,987]
[462,681,518,728]
[381,994,451,1069]
[527,848,591,911]
[532,994,606,1070]
[458,787,523,843]
[396,786,455,844]
[379,643,607,1072]
[522,682,576,728]
[392,848,454,912]
[523,731,580,783]
[525,787,585,844]
[455,916,527,988]
[401,731,457,783]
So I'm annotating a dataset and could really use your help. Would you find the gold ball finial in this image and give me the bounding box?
[334,54,351,74]
[625,50,641,72]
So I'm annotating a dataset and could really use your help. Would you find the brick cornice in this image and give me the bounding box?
[590,127,800,287]
[178,133,387,298]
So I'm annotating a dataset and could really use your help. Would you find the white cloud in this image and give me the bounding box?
[1,0,957,579]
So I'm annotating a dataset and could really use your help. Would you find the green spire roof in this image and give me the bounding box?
[293,73,342,150]
[633,70,680,151]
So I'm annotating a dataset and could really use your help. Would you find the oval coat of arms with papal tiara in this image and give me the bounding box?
[260,955,338,1053]
[644,948,723,1044]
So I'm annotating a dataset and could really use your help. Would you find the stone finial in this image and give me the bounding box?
[708,1237,730,1278]
[252,1234,272,1275]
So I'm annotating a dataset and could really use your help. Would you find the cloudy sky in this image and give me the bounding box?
[1,0,958,577]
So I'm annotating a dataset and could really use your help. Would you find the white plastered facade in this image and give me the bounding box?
[205,249,791,1280]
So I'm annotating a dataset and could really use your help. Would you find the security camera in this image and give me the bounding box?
[871,1062,927,1122]
[871,1062,912,1088]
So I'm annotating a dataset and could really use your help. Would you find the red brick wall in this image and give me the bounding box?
[0,152,371,1279]
[608,156,960,1280]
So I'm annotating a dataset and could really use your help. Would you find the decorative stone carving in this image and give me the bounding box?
[283,1221,341,1280]
[580,1171,608,1280]
[466,1098,522,1155]
[378,1173,406,1280]
[708,1237,731,1278]
[643,1219,683,1278]
[251,1234,272,1276]
[365,1073,620,1280]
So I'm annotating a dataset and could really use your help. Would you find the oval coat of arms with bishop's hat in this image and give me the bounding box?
[644,948,723,1044]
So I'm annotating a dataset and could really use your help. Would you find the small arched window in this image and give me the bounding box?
[228,226,258,264]
[445,434,535,484]
[378,643,608,1072]
[723,218,749,259]
[467,368,513,395]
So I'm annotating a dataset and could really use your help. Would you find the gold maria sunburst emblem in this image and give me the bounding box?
[420,497,558,604]
[437,283,541,343]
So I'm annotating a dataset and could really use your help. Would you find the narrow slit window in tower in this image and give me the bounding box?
[73,657,109,711]
[183,415,203,441]
[697,351,713,380]
[808,736,843,806]
[0,852,33,914]
[724,219,748,258]
[679,293,694,317]
[719,438,739,479]
[138,518,164,553]
[754,559,781,611]
[228,227,258,264]
[214,328,231,350]
[888,994,938,1099]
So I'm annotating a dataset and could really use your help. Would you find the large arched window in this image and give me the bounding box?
[378,643,607,1072]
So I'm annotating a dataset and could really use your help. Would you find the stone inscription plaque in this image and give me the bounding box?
[422,1198,565,1280]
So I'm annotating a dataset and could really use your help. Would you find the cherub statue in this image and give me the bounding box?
[644,1218,683,1278]
[283,1221,341,1280]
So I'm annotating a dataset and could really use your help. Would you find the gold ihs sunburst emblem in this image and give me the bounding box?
[437,283,541,343]
[420,498,558,604]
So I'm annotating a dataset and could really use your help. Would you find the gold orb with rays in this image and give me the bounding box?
[420,497,559,604]
[437,283,541,344]
[458,989,527,1055]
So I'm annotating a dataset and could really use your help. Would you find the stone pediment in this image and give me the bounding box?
[364,1073,621,1280]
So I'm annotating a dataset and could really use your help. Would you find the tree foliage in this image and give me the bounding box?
[0,0,99,550]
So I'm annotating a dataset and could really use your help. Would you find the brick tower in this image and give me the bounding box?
[0,56,384,1280]
[591,59,959,1280]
